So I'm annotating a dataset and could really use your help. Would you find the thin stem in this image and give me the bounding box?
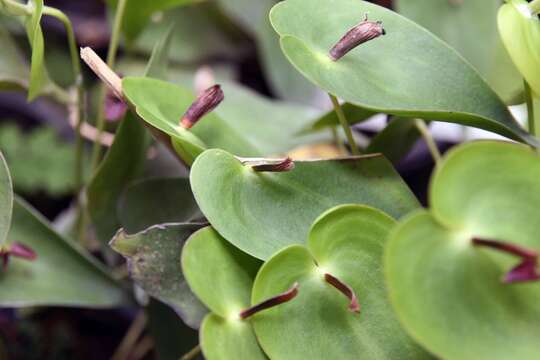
[414,119,441,165]
[41,6,87,242]
[111,311,147,360]
[529,0,540,15]
[90,0,129,171]
[525,81,538,138]
[331,127,347,154]
[329,94,361,155]
[180,345,201,360]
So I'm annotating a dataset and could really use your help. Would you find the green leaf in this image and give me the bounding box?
[122,77,326,164]
[111,223,208,329]
[498,0,540,97]
[366,118,420,164]
[88,113,149,245]
[386,141,540,360]
[215,0,319,103]
[0,197,128,307]
[107,0,200,44]
[0,151,12,246]
[182,227,265,360]
[24,0,47,102]
[305,103,375,132]
[251,205,430,359]
[118,177,202,234]
[270,0,536,145]
[190,148,419,260]
[397,0,522,103]
[0,124,88,196]
[0,25,30,91]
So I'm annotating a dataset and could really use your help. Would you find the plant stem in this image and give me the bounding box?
[181,345,201,360]
[331,127,347,154]
[329,94,360,155]
[111,311,147,360]
[90,0,128,171]
[414,119,441,165]
[525,80,538,138]
[529,0,540,15]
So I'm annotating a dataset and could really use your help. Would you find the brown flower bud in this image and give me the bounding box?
[252,157,295,173]
[329,14,386,61]
[180,85,224,129]
[325,273,360,313]
[239,282,299,319]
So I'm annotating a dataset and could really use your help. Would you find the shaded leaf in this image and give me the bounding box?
[190,148,419,260]
[118,177,202,234]
[0,197,128,307]
[111,223,208,329]
[366,118,420,164]
[0,25,30,91]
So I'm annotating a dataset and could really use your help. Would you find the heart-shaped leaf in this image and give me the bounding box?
[386,141,540,360]
[118,177,202,234]
[0,151,13,245]
[398,0,522,103]
[0,198,128,307]
[181,227,266,359]
[111,223,208,329]
[122,77,326,164]
[270,0,536,145]
[251,205,430,359]
[498,0,540,97]
[190,149,419,260]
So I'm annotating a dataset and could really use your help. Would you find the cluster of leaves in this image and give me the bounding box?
[1,0,540,359]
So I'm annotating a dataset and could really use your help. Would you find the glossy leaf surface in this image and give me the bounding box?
[111,223,207,329]
[398,0,522,102]
[0,151,12,246]
[118,177,202,234]
[191,149,419,260]
[270,0,535,145]
[252,205,430,360]
[0,198,128,307]
[182,227,265,360]
[386,141,540,360]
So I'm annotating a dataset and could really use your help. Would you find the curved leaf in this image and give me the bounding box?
[0,198,128,307]
[0,25,30,91]
[25,0,47,102]
[190,148,419,260]
[111,223,208,329]
[386,141,540,360]
[0,151,12,245]
[270,0,536,145]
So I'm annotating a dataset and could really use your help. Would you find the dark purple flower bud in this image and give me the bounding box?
[325,273,360,313]
[329,14,386,61]
[252,158,295,173]
[0,242,37,271]
[180,85,224,129]
[239,282,299,319]
[472,238,540,283]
